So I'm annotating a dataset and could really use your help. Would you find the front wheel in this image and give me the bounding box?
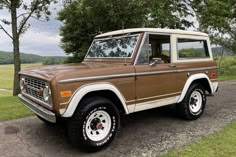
[67,97,120,152]
[177,83,206,120]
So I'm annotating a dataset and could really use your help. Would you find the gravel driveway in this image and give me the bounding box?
[0,81,236,157]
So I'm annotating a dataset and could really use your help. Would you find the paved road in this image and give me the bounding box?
[0,81,236,157]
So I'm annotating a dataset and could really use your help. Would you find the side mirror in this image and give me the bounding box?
[149,58,164,67]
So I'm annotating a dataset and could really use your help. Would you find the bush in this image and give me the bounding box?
[43,58,65,65]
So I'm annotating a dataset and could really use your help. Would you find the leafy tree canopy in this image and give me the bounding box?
[193,0,236,53]
[58,0,195,62]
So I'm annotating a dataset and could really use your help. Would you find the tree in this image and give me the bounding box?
[193,0,236,52]
[0,0,57,95]
[58,0,195,62]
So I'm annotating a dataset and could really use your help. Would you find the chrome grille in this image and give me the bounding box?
[24,77,46,102]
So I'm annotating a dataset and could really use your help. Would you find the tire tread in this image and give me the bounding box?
[177,83,206,120]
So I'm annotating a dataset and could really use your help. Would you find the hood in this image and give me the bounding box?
[19,62,125,81]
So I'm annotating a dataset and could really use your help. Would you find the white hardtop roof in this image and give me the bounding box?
[95,28,208,38]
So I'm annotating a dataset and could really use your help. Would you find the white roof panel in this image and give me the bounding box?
[95,28,208,38]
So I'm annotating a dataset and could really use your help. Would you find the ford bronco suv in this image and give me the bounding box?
[18,28,218,151]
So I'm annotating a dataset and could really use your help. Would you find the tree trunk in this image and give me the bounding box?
[11,1,21,96]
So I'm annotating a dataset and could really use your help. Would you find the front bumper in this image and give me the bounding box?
[18,94,56,123]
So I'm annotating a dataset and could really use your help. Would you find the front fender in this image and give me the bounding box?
[62,82,129,117]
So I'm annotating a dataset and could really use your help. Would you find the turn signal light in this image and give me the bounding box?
[60,91,72,97]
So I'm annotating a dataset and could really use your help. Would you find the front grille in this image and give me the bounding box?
[22,76,50,105]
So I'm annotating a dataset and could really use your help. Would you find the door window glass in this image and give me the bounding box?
[136,34,171,64]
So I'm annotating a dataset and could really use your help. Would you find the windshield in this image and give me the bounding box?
[86,35,140,58]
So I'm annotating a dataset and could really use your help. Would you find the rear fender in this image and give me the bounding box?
[177,73,214,103]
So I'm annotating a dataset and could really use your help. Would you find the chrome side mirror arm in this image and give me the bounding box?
[149,59,158,67]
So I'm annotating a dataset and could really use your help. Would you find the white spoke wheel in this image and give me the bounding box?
[189,90,203,114]
[85,110,112,142]
[177,83,206,120]
[67,97,120,152]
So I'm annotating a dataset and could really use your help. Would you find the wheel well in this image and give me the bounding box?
[192,78,211,94]
[80,90,126,114]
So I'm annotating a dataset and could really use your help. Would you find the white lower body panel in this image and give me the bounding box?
[127,96,179,113]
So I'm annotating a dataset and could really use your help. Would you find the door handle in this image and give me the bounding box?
[169,64,176,68]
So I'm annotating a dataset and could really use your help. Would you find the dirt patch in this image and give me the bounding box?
[4,126,20,135]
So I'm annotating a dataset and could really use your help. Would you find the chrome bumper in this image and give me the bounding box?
[18,94,56,123]
[212,82,219,93]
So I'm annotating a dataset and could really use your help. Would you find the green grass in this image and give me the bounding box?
[0,92,32,121]
[162,122,236,157]
[0,63,41,89]
[0,64,40,121]
[216,56,236,81]
[218,75,236,81]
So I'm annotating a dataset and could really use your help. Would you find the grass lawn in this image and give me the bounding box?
[162,121,236,157]
[0,92,32,121]
[218,75,236,81]
[216,56,236,81]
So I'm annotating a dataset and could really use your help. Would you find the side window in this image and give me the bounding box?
[177,39,209,59]
[136,34,171,64]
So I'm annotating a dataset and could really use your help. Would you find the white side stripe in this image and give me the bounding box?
[59,66,217,83]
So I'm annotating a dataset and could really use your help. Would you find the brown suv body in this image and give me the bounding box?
[18,28,218,150]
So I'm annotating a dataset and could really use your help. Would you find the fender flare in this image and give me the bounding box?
[177,73,213,103]
[62,82,129,117]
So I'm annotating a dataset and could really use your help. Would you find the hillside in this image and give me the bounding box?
[0,51,65,64]
[0,47,232,65]
[211,47,233,56]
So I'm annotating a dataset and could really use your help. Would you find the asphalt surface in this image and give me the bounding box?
[0,81,236,157]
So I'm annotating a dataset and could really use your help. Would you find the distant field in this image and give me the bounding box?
[215,55,236,81]
[0,63,42,89]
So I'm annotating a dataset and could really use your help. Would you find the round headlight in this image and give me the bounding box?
[20,78,25,90]
[43,86,51,102]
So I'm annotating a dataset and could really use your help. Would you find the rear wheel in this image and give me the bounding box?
[67,97,120,152]
[177,83,206,120]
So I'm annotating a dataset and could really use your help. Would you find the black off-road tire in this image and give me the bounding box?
[67,97,120,152]
[177,83,206,120]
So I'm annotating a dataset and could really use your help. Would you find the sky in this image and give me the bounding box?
[0,0,65,56]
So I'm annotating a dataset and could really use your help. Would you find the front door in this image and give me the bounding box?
[134,33,180,112]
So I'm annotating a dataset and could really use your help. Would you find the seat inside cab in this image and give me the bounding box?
[149,34,171,64]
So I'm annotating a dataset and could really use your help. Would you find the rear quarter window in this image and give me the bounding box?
[177,39,209,59]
